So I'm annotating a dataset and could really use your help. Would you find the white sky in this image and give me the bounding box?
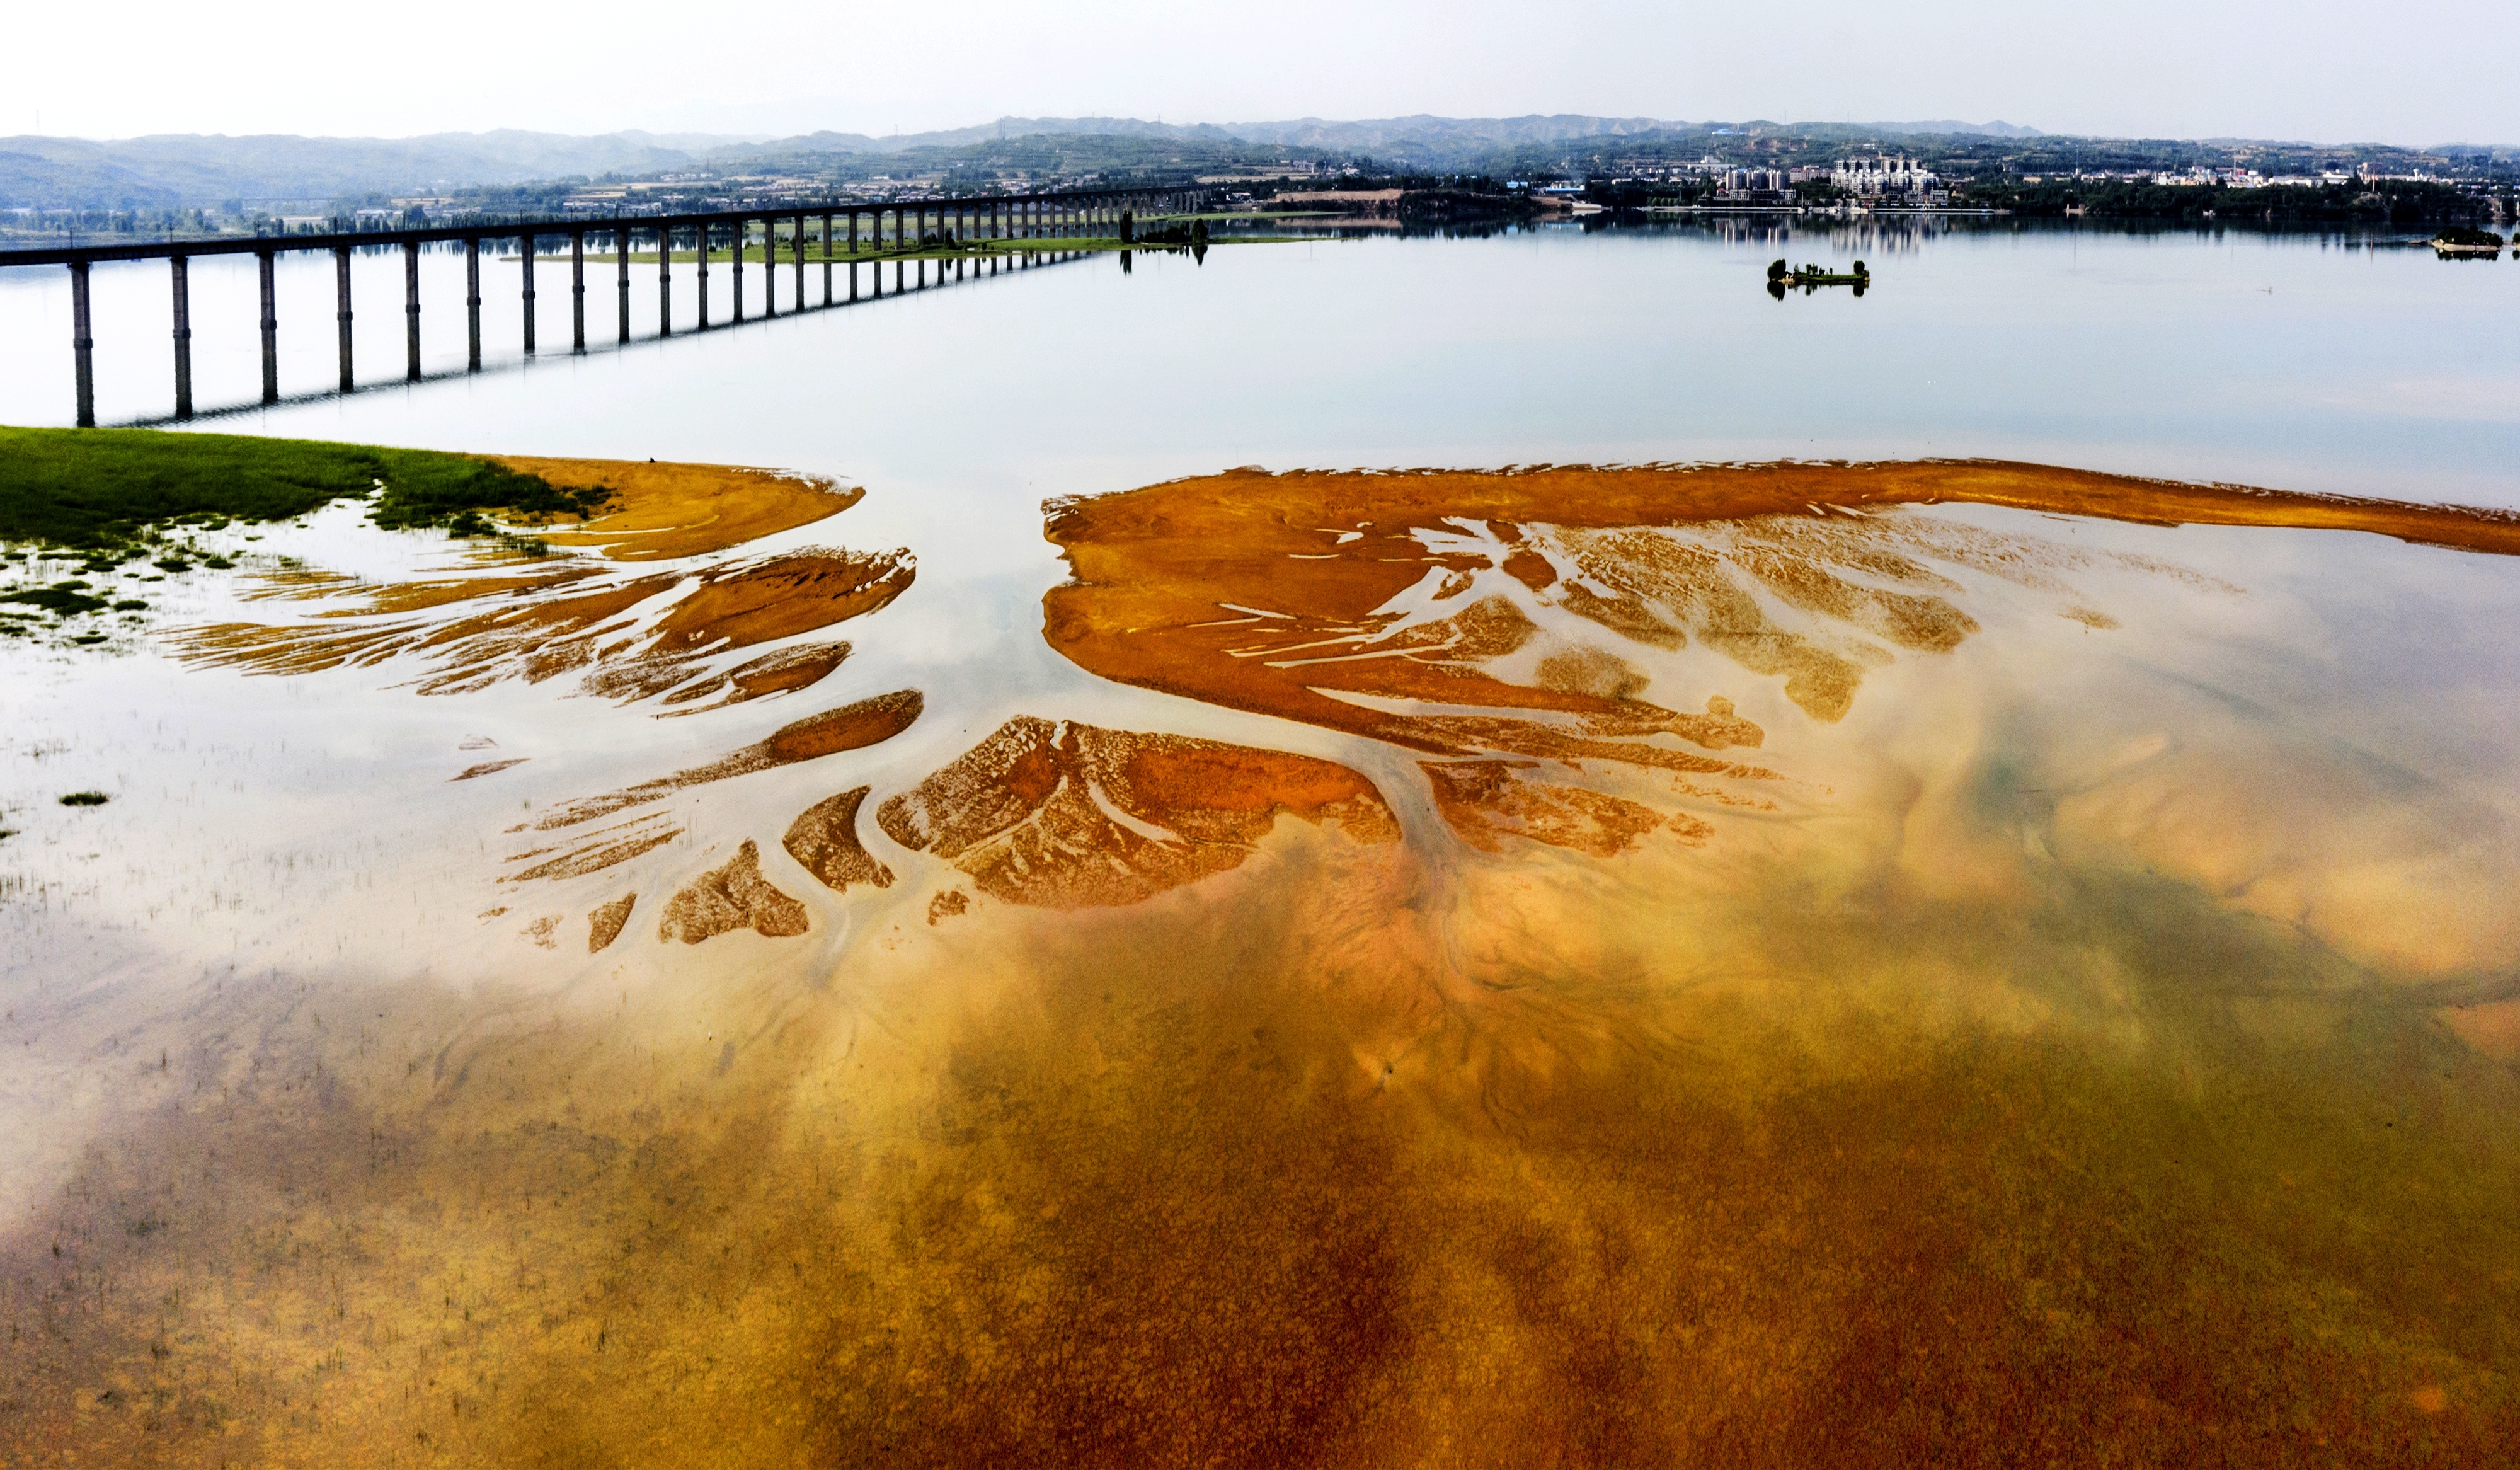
[18,0,2513,147]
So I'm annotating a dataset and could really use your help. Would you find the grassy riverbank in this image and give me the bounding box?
[0,427,609,553]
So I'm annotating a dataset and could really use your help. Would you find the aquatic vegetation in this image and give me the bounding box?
[0,582,108,616]
[56,791,108,806]
[0,426,608,551]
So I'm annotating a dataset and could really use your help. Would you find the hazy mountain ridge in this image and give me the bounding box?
[732,113,2044,158]
[16,114,2505,212]
[0,129,767,209]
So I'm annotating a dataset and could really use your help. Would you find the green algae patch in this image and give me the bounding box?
[0,427,612,551]
[1,582,108,616]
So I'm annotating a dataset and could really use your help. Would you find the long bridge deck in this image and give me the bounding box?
[1,185,1211,426]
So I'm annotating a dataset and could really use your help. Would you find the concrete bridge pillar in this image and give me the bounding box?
[258,250,281,401]
[617,224,631,343]
[403,240,421,382]
[171,255,194,419]
[463,238,481,372]
[847,211,858,253]
[822,213,834,305]
[335,244,355,392]
[571,230,587,353]
[795,212,807,304]
[520,231,537,355]
[735,219,748,322]
[697,221,711,328]
[68,261,94,427]
[658,223,673,337]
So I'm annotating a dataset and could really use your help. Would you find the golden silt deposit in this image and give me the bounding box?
[9,455,2520,1467]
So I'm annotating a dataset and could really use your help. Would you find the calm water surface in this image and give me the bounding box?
[3,221,2519,1464]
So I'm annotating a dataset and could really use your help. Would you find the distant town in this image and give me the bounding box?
[3,116,2512,244]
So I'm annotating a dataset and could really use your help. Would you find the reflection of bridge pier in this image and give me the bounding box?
[9,185,1205,427]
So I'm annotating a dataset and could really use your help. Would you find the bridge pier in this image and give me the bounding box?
[759,219,774,319]
[69,261,93,427]
[520,233,537,354]
[404,241,421,382]
[335,245,354,393]
[255,250,278,401]
[464,238,481,371]
[658,224,673,336]
[12,194,1165,422]
[171,255,194,420]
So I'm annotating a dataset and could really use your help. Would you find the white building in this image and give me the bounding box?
[1719,168,1787,194]
[1831,154,1944,204]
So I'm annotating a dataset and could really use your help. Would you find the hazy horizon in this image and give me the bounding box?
[15,0,2514,151]
[3,113,2507,154]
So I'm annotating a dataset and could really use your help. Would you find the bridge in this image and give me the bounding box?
[0,184,1213,427]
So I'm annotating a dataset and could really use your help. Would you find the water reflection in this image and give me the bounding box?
[6,213,2520,1462]
[8,452,2520,1461]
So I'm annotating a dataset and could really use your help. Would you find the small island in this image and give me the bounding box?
[2432,226,2506,258]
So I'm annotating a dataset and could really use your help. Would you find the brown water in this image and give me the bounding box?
[6,227,2520,1464]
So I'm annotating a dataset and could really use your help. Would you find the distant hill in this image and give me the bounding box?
[16,114,2505,212]
[734,114,1702,158]
[0,130,766,209]
[1865,120,2044,138]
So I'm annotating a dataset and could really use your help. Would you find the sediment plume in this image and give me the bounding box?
[588,893,638,953]
[782,788,893,893]
[534,691,924,834]
[1421,759,1673,858]
[657,841,808,943]
[878,717,1399,908]
[1041,462,2293,738]
[181,549,912,709]
[488,457,863,560]
[506,820,683,883]
[1041,461,2483,849]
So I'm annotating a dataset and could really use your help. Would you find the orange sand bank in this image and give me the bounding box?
[491,456,861,560]
[1045,461,2520,858]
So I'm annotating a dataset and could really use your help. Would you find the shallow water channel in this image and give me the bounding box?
[3,219,2519,1464]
